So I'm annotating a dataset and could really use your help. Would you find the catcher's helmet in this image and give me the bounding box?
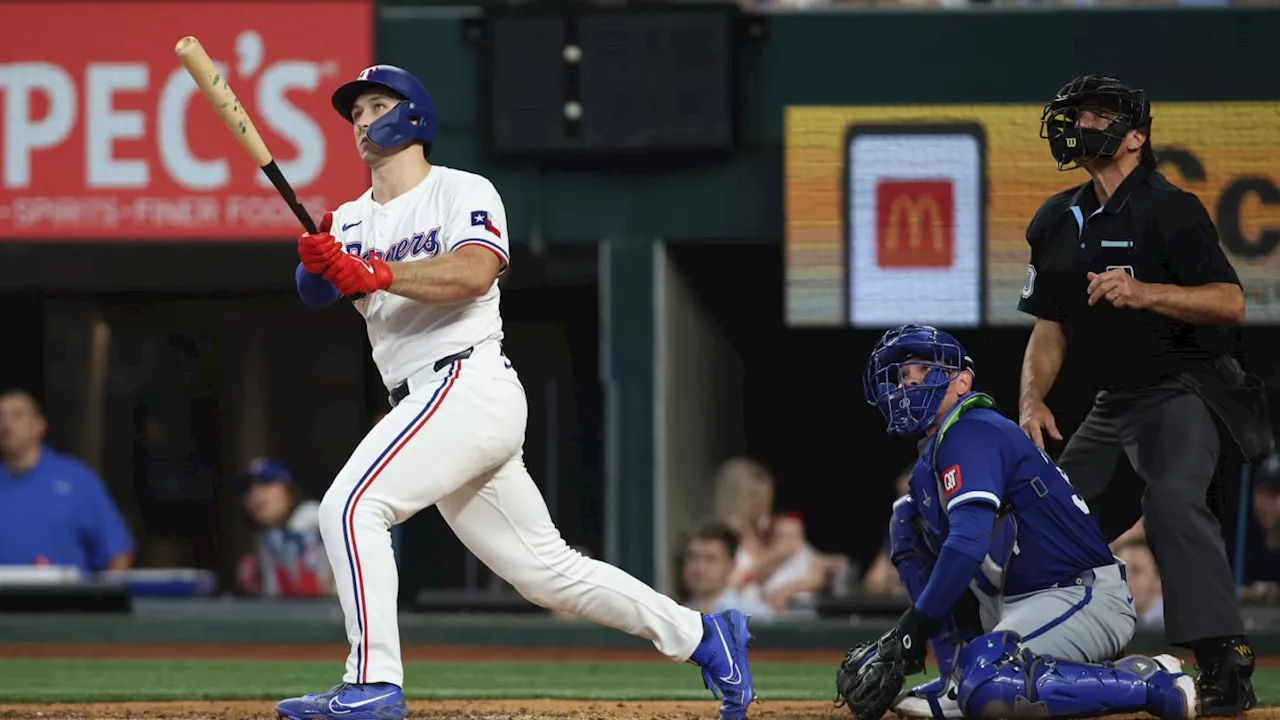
[332,65,437,157]
[863,325,975,437]
[1040,75,1152,171]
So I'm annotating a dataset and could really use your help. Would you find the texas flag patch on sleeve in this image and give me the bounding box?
[941,464,962,498]
[471,210,501,239]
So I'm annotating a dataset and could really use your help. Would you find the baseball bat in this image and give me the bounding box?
[174,35,318,235]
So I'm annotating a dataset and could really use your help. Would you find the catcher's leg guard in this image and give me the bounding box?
[954,631,1198,720]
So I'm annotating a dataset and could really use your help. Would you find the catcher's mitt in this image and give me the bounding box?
[834,640,907,720]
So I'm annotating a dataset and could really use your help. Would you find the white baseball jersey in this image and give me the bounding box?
[329,166,511,390]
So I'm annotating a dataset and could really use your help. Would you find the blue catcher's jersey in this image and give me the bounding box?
[908,395,1115,597]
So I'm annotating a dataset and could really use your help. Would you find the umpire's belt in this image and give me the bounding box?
[389,346,474,408]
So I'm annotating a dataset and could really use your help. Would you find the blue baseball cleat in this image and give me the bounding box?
[275,682,407,720]
[690,609,757,720]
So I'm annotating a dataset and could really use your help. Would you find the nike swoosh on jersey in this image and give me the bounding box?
[342,221,363,231]
[328,691,397,714]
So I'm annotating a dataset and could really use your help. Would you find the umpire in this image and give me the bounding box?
[1016,74,1274,716]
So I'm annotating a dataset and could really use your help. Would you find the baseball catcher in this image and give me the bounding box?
[836,325,1198,720]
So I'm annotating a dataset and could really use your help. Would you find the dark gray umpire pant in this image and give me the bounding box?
[1057,378,1244,647]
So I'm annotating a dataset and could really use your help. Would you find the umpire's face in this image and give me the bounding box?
[1074,103,1148,166]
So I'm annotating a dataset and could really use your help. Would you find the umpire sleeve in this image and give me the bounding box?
[1158,191,1241,288]
[1016,209,1066,321]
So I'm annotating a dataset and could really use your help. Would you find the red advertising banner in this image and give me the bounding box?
[0,1,373,240]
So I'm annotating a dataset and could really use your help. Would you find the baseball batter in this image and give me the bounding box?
[835,325,1198,720]
[274,65,756,720]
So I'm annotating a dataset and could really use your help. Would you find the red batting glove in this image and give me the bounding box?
[323,252,393,296]
[298,212,344,274]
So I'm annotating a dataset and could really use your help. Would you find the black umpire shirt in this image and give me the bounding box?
[1017,161,1242,391]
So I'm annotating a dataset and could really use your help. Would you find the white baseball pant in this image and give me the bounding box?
[317,340,705,686]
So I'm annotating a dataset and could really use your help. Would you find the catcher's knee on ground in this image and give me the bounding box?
[953,631,1196,719]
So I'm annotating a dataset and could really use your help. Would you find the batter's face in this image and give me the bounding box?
[350,91,403,165]
[0,393,46,459]
[682,538,735,596]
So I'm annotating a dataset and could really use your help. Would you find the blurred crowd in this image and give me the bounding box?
[9,382,1280,618]
[678,457,853,620]
[669,446,1280,628]
[0,387,334,598]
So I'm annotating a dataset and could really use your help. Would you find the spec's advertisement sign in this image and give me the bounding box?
[785,103,1280,326]
[0,1,372,240]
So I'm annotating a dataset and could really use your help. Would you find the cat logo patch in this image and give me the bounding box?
[942,465,962,497]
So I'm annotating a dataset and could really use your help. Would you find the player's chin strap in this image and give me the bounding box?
[929,392,1019,622]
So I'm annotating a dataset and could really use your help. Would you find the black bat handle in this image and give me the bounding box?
[259,160,317,234]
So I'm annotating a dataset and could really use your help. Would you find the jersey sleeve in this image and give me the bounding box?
[447,176,510,277]
[73,465,135,571]
[936,419,1008,514]
[1016,206,1066,322]
[1159,192,1241,288]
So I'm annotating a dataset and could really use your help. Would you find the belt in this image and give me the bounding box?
[389,346,474,407]
[1052,563,1125,589]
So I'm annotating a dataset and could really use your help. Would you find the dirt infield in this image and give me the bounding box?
[1,701,1278,720]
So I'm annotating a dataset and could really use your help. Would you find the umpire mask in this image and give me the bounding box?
[1040,75,1152,171]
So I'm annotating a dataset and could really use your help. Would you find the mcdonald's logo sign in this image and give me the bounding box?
[875,180,955,268]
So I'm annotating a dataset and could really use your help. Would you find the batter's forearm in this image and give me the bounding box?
[1020,319,1066,408]
[384,255,490,304]
[1144,282,1245,326]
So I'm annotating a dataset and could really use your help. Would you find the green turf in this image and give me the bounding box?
[1,659,1278,705]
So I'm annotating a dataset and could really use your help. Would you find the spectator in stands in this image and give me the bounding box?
[1251,452,1280,553]
[755,512,832,614]
[1115,536,1164,629]
[711,456,776,589]
[0,388,134,574]
[236,458,333,597]
[711,455,850,602]
[680,517,774,619]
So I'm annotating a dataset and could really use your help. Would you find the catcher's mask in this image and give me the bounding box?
[1040,75,1152,171]
[863,325,974,437]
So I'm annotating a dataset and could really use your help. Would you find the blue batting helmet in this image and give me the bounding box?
[863,324,975,436]
[331,64,437,155]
